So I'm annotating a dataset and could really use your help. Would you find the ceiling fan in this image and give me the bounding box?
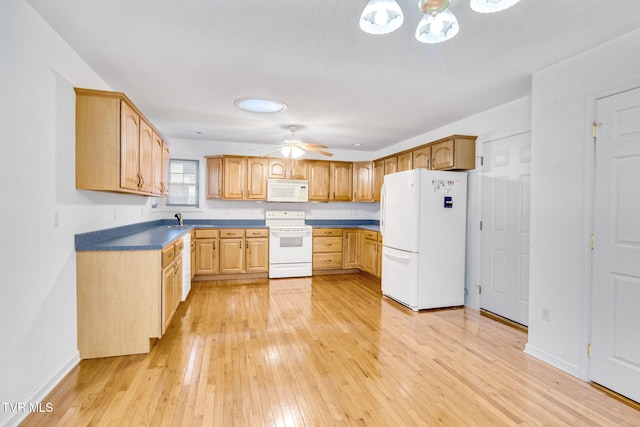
[263,125,333,158]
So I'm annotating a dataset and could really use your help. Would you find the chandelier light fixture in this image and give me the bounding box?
[359,0,521,43]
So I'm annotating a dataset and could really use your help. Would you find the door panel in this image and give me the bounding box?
[480,132,531,326]
[591,87,640,403]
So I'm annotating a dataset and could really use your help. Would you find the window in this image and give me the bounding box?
[167,159,199,207]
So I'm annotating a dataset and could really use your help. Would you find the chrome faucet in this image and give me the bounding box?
[175,213,183,226]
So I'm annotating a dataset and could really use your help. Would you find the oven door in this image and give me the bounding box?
[269,227,312,264]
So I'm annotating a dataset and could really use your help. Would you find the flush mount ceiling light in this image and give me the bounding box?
[359,0,521,44]
[234,97,287,113]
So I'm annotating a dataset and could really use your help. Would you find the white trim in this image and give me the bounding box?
[524,343,581,378]
[475,128,532,313]
[583,78,640,383]
[2,352,80,427]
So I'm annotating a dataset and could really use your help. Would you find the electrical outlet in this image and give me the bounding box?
[542,307,551,322]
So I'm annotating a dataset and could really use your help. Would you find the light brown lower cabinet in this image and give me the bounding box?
[194,228,268,277]
[313,228,343,270]
[76,238,183,359]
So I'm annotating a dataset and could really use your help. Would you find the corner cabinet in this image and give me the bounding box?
[76,238,183,359]
[75,88,170,196]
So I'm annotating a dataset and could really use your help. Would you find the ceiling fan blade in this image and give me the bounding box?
[261,146,286,158]
[303,146,334,157]
[302,143,329,149]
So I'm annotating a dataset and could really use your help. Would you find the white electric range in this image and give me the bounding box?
[265,210,312,278]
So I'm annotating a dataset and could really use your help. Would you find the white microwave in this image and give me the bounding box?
[267,179,309,202]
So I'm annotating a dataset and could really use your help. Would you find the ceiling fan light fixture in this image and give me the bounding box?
[280,145,305,159]
[470,0,521,13]
[359,0,404,35]
[234,97,287,113]
[415,9,459,44]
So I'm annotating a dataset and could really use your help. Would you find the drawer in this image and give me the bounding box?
[313,252,343,269]
[245,228,268,238]
[162,245,175,268]
[313,228,343,237]
[361,230,378,240]
[313,236,343,253]
[219,229,245,238]
[195,229,218,239]
[174,240,184,252]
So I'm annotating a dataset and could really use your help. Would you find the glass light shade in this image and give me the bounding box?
[415,9,459,44]
[281,145,305,159]
[359,0,404,35]
[470,0,521,13]
[234,97,287,113]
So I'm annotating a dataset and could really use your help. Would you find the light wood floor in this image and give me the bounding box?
[22,274,640,426]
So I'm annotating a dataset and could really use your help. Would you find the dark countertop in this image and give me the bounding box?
[75,219,380,251]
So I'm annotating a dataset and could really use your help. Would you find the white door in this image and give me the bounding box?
[590,87,640,402]
[480,132,531,326]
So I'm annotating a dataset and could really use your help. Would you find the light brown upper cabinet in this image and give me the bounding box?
[384,157,398,175]
[412,146,431,169]
[206,157,223,199]
[373,159,385,202]
[397,152,412,172]
[76,88,169,196]
[308,161,331,201]
[152,133,170,195]
[353,161,374,202]
[308,161,353,202]
[213,156,268,200]
[330,162,353,201]
[430,135,476,170]
[268,158,308,179]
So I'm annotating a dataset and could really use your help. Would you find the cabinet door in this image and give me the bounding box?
[173,254,182,313]
[151,133,164,195]
[431,139,455,170]
[384,157,397,175]
[330,162,352,201]
[353,162,373,202]
[219,238,245,273]
[195,239,219,275]
[413,146,431,169]
[308,161,330,201]
[290,160,308,180]
[397,152,412,172]
[246,238,268,272]
[206,157,223,199]
[373,159,385,202]
[360,236,379,276]
[138,120,154,193]
[161,261,176,335]
[343,230,359,268]
[120,101,141,191]
[161,141,170,195]
[246,157,268,200]
[223,156,246,199]
[268,159,288,178]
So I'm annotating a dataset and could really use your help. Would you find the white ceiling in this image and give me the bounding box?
[26,0,640,153]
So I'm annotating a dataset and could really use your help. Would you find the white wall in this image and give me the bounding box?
[526,28,640,380]
[0,2,157,426]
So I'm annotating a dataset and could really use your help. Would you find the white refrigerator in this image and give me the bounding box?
[380,169,467,311]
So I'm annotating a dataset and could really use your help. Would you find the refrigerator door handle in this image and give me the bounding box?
[384,251,411,262]
[380,183,386,238]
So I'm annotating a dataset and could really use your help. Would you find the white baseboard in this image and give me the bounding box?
[1,351,80,427]
[524,343,584,380]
